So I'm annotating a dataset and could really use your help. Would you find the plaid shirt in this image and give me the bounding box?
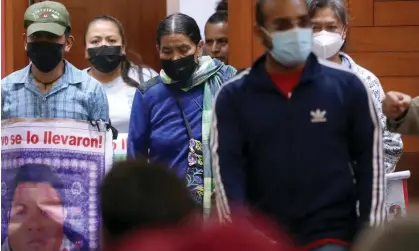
[1,61,109,121]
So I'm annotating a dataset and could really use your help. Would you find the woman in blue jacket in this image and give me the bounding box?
[127,13,236,218]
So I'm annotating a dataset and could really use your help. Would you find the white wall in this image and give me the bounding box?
[166,0,219,40]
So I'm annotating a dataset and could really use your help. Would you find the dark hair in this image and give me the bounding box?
[100,160,198,242]
[156,13,201,46]
[64,27,71,38]
[2,164,87,248]
[307,0,349,24]
[85,15,143,88]
[256,0,309,27]
[6,164,65,204]
[215,0,228,12]
[256,0,267,27]
[207,11,228,25]
[307,0,349,49]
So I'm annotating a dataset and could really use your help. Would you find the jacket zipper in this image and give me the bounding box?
[287,90,296,208]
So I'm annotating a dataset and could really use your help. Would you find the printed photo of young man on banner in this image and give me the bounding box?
[1,119,113,251]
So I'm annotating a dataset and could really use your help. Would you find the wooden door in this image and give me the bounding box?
[228,0,419,199]
[1,0,6,77]
[3,0,166,75]
[227,0,258,69]
[4,0,28,75]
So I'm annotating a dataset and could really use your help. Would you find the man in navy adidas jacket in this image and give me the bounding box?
[210,0,385,251]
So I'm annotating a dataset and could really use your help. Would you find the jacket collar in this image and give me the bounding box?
[339,52,365,75]
[246,53,324,91]
[339,52,356,68]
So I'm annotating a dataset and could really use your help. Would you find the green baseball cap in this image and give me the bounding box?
[24,1,71,36]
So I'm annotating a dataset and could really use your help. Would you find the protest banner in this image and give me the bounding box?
[112,133,128,161]
[385,171,411,222]
[1,119,113,251]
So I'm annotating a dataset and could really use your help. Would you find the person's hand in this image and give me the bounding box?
[382,91,412,120]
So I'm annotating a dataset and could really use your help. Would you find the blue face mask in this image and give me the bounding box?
[268,28,313,67]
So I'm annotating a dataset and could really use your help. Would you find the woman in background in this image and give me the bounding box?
[127,13,236,219]
[308,0,403,173]
[84,15,158,133]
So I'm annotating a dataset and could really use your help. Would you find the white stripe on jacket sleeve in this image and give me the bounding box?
[364,80,386,227]
[319,59,386,226]
[210,70,250,223]
[210,111,232,223]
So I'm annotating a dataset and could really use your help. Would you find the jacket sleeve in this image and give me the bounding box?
[366,76,403,173]
[127,90,150,159]
[211,85,247,222]
[388,96,419,136]
[348,75,386,227]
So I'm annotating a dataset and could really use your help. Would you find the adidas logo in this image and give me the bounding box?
[310,109,327,123]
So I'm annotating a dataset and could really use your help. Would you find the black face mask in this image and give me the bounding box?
[27,42,64,73]
[88,46,123,73]
[161,55,197,82]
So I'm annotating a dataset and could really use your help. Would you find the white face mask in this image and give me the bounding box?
[312,30,344,59]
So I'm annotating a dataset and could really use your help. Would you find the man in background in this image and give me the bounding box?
[1,1,109,121]
[205,0,247,74]
[204,11,229,64]
[211,0,385,250]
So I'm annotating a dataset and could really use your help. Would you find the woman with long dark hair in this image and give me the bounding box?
[84,15,158,133]
[127,13,236,219]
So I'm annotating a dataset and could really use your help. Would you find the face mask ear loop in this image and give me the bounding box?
[193,50,199,65]
[259,26,275,52]
[260,26,272,39]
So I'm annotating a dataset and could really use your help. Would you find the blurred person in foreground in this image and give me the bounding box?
[210,0,385,250]
[352,215,419,251]
[100,160,198,250]
[114,211,295,251]
[383,91,419,136]
[1,1,109,121]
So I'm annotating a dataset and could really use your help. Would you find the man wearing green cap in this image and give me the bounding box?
[1,1,109,122]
